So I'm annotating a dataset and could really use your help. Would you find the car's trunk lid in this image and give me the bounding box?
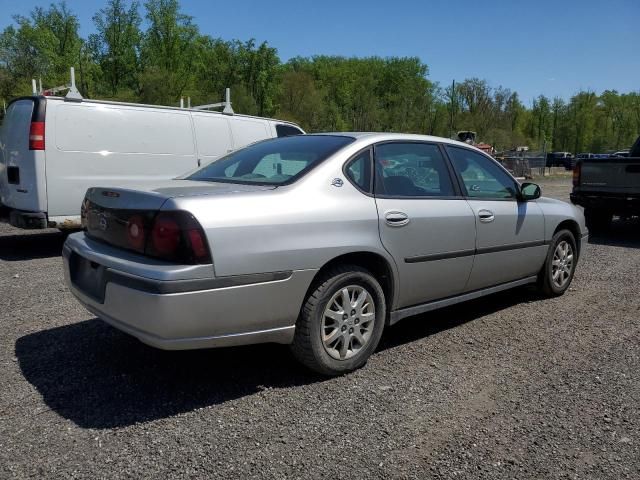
[83,181,275,255]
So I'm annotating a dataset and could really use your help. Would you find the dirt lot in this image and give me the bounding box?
[1,178,639,479]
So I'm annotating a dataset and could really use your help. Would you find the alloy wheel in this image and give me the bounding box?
[551,240,574,288]
[321,285,376,360]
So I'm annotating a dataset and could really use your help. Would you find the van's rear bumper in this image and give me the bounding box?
[6,209,48,229]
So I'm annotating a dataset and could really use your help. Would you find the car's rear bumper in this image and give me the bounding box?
[62,236,317,350]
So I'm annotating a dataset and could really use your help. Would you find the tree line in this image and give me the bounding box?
[1,0,638,153]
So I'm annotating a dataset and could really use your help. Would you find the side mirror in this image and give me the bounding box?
[520,182,541,201]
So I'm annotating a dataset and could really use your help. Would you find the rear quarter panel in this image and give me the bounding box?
[169,179,388,277]
[166,149,397,292]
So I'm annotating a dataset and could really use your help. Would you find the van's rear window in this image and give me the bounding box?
[187,135,355,185]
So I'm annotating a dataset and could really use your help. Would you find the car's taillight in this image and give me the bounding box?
[573,162,581,186]
[29,121,45,150]
[150,215,181,255]
[145,212,211,264]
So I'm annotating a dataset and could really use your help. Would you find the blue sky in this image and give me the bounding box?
[1,0,638,104]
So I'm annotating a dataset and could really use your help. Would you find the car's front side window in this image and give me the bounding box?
[446,146,518,199]
[374,143,455,197]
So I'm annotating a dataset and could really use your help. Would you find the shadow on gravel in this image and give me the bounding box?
[588,217,640,250]
[16,287,539,430]
[0,230,67,261]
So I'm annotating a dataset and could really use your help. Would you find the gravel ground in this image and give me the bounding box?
[1,178,639,479]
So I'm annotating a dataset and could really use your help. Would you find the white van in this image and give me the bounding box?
[0,95,304,229]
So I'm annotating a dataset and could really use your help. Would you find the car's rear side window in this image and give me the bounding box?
[374,143,455,197]
[345,149,372,193]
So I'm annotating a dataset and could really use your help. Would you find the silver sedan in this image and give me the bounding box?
[63,133,587,375]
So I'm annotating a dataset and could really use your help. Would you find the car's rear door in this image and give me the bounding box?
[373,141,476,309]
[445,145,546,291]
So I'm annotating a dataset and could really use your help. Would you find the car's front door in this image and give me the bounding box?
[445,146,547,291]
[373,142,477,309]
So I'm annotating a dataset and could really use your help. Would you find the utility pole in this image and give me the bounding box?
[449,79,456,139]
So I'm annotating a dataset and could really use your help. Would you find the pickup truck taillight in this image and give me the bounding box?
[573,162,581,186]
[29,121,45,150]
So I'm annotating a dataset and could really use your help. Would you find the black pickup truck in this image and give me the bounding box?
[571,136,640,231]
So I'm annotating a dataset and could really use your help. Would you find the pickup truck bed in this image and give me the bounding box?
[571,137,640,231]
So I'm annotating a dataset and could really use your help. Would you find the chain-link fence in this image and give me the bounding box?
[497,156,546,178]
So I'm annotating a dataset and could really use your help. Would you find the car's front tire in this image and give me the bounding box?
[538,229,577,297]
[291,265,386,376]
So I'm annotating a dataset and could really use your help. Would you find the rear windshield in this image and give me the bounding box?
[188,135,354,185]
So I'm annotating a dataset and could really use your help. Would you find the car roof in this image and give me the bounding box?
[307,132,477,149]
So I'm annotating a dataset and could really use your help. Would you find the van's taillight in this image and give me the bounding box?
[573,162,581,186]
[29,122,45,150]
[145,212,212,264]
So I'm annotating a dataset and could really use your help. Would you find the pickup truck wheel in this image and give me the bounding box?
[538,229,577,297]
[584,209,612,232]
[291,265,386,376]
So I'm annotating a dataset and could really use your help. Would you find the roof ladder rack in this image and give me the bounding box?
[35,67,83,101]
[192,88,234,115]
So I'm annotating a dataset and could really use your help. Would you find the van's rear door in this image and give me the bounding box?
[0,97,47,213]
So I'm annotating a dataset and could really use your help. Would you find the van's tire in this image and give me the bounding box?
[584,209,612,232]
[291,265,386,376]
[537,229,577,297]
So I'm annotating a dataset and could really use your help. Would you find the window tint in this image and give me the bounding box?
[188,135,354,185]
[276,124,304,137]
[345,149,372,192]
[447,146,517,199]
[374,143,455,197]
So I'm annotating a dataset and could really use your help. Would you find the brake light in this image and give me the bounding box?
[573,162,581,186]
[29,122,45,150]
[186,229,208,259]
[151,215,181,255]
[145,212,212,264]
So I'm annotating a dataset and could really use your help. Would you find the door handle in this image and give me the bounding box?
[385,211,410,227]
[478,209,495,223]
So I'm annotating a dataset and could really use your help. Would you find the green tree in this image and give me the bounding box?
[90,0,142,97]
[140,0,199,103]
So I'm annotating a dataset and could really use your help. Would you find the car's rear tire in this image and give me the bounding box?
[585,209,612,232]
[291,264,386,376]
[537,229,577,297]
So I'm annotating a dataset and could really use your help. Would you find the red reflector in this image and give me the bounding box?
[187,229,208,260]
[573,163,581,186]
[127,215,146,251]
[29,122,45,150]
[151,216,180,255]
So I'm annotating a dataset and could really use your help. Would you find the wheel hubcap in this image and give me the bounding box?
[321,285,376,360]
[551,240,574,288]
